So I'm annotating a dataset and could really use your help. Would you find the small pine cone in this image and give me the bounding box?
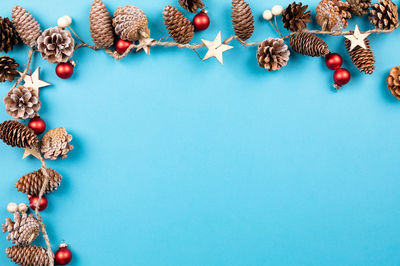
[179,0,205,13]
[4,85,41,120]
[282,2,312,31]
[2,212,40,246]
[0,121,38,148]
[290,32,330,57]
[113,5,150,41]
[0,56,19,83]
[256,38,290,71]
[163,5,194,44]
[6,245,50,266]
[89,0,115,48]
[0,17,18,53]
[387,66,400,100]
[369,0,399,30]
[16,168,62,196]
[37,27,75,64]
[345,38,375,74]
[231,0,255,41]
[316,0,352,32]
[40,127,74,160]
[12,6,42,47]
[347,0,371,16]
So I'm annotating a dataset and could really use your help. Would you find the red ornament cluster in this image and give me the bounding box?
[55,244,73,265]
[325,53,351,89]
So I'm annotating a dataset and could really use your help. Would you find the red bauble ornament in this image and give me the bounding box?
[333,68,351,89]
[56,62,74,79]
[29,195,48,211]
[28,117,46,135]
[325,53,343,70]
[55,244,72,265]
[115,39,132,55]
[193,10,210,31]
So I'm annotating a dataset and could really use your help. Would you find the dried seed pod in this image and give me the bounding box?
[290,32,330,57]
[345,37,375,74]
[16,168,62,196]
[163,5,194,44]
[0,120,38,148]
[256,38,290,71]
[231,0,255,41]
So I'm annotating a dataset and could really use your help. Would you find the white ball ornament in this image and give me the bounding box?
[18,203,28,213]
[263,10,273,21]
[271,5,284,16]
[57,16,72,28]
[7,202,18,213]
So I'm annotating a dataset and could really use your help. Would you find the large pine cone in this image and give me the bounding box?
[231,0,255,41]
[16,168,62,196]
[3,212,40,246]
[0,56,19,83]
[179,0,205,13]
[290,32,330,57]
[40,127,73,160]
[282,2,312,31]
[4,86,41,120]
[0,121,38,148]
[89,0,115,48]
[0,17,18,53]
[163,5,194,44]
[6,245,50,266]
[257,38,290,71]
[316,0,351,32]
[347,0,371,16]
[37,27,75,64]
[387,66,400,100]
[345,38,375,74]
[369,0,398,30]
[113,5,150,41]
[12,6,42,47]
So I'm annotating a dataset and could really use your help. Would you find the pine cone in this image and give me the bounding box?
[387,66,400,100]
[12,6,42,47]
[256,38,290,71]
[6,245,50,266]
[37,27,75,64]
[163,5,194,44]
[0,17,18,53]
[316,0,351,32]
[231,0,255,41]
[4,86,41,120]
[16,168,62,196]
[112,5,150,41]
[345,38,375,74]
[0,56,19,83]
[290,32,330,57]
[282,2,312,31]
[3,212,40,246]
[0,121,38,148]
[40,127,73,160]
[369,0,399,30]
[89,0,115,48]
[179,0,205,13]
[347,0,371,16]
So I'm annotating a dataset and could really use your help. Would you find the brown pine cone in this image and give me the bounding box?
[113,5,150,41]
[0,17,18,53]
[345,38,375,74]
[3,212,40,246]
[89,0,115,48]
[347,0,371,16]
[163,5,194,44]
[387,66,400,100]
[0,56,19,83]
[16,168,62,196]
[290,32,330,57]
[4,86,41,120]
[282,2,312,31]
[40,127,73,160]
[0,121,38,148]
[257,38,290,71]
[179,0,205,13]
[37,27,75,64]
[316,0,351,32]
[6,245,50,266]
[231,0,255,41]
[12,6,42,47]
[369,0,398,30]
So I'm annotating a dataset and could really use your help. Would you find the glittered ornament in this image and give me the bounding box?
[325,53,343,70]
[29,195,48,211]
[55,244,72,265]
[56,62,74,79]
[193,10,210,31]
[28,117,46,135]
[333,68,351,89]
[115,38,132,55]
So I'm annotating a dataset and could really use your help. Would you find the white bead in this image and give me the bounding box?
[57,16,71,28]
[7,203,18,213]
[271,5,284,16]
[65,16,72,24]
[18,203,28,213]
[263,10,273,21]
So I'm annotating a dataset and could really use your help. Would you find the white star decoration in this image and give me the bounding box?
[344,25,370,51]
[23,146,41,160]
[202,32,233,64]
[18,67,51,95]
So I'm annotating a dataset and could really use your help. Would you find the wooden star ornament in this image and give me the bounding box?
[344,25,370,51]
[18,67,51,95]
[23,146,42,160]
[202,32,233,64]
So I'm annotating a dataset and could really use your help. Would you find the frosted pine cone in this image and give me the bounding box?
[347,0,371,16]
[4,86,41,120]
[282,2,312,31]
[387,66,400,100]
[0,17,18,53]
[0,56,19,83]
[12,6,42,47]
[369,0,399,30]
[40,127,73,160]
[290,32,330,57]
[163,5,194,44]
[316,0,351,32]
[6,245,50,265]
[0,121,38,148]
[37,27,75,64]
[16,168,62,196]
[89,0,115,48]
[231,0,255,41]
[257,38,290,71]
[3,212,40,246]
[345,38,375,74]
[113,5,150,41]
[179,0,205,13]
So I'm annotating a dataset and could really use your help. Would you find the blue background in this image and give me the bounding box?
[1,0,400,265]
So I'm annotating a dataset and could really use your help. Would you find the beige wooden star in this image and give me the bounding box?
[23,146,42,160]
[18,67,51,95]
[202,32,233,64]
[344,25,370,51]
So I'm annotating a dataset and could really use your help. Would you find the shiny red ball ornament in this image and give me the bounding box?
[29,195,48,211]
[56,62,74,79]
[193,10,210,31]
[55,244,72,265]
[325,53,343,70]
[115,39,132,55]
[333,68,351,89]
[28,117,46,135]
